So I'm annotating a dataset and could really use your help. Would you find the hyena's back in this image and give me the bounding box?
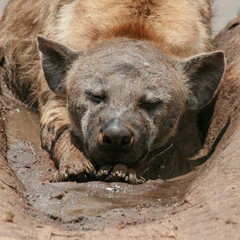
[0,0,213,106]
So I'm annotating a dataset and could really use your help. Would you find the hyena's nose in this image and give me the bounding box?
[98,119,134,152]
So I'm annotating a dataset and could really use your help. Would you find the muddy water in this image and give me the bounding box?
[5,103,194,228]
[6,105,40,147]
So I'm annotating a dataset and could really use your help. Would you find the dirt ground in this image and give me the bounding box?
[1,3,240,240]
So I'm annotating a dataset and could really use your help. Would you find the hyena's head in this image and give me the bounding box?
[37,36,224,168]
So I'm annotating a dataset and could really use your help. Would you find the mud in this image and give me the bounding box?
[6,105,40,148]
[4,96,195,231]
[1,3,240,240]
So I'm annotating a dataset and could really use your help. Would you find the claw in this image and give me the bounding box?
[105,164,128,182]
[96,165,113,180]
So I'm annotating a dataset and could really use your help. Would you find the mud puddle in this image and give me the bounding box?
[5,101,195,230]
[6,104,40,147]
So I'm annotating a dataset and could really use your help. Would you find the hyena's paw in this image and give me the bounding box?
[52,131,96,182]
[53,156,96,182]
[96,164,145,184]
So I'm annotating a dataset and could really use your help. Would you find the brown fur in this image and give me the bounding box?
[0,0,222,183]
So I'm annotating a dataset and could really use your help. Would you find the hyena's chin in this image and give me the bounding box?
[87,147,149,168]
[84,135,149,167]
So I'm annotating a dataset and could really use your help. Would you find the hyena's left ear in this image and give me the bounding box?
[37,35,79,95]
[181,51,225,110]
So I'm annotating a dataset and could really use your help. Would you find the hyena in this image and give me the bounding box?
[0,0,224,183]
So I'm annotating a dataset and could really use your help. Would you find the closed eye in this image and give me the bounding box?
[86,90,106,104]
[140,99,163,110]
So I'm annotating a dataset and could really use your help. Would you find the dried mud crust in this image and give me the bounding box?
[1,21,240,240]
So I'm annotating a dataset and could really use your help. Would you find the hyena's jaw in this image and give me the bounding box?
[149,115,181,151]
[86,145,150,169]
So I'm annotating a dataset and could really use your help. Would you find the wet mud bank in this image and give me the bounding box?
[0,16,240,240]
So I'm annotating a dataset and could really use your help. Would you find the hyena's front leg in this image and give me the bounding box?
[38,83,96,181]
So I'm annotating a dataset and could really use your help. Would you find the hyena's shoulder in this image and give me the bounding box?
[0,0,59,105]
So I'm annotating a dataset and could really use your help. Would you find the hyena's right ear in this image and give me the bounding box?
[37,35,79,95]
